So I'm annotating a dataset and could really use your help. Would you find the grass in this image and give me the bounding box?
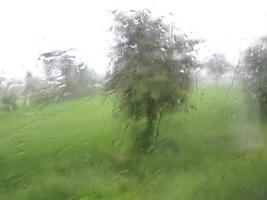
[0,85,267,200]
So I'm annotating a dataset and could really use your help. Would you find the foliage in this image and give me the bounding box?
[38,49,96,96]
[22,72,58,106]
[106,10,199,150]
[23,72,48,97]
[0,92,17,111]
[25,50,98,106]
[205,54,232,84]
[240,36,267,120]
[0,79,21,111]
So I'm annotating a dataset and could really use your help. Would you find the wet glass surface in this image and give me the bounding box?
[0,1,267,199]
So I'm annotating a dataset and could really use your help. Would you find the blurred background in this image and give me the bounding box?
[0,0,267,200]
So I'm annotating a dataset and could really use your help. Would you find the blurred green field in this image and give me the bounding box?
[0,86,267,200]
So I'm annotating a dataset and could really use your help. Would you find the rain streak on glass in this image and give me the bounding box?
[0,1,267,200]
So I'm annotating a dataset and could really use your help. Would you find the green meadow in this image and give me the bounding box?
[0,86,267,200]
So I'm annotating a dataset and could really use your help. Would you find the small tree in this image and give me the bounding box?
[106,10,199,151]
[241,36,267,120]
[38,49,96,97]
[205,54,232,85]
[24,72,48,94]
[0,82,17,112]
[1,93,17,111]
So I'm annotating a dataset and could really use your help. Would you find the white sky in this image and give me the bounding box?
[0,0,267,80]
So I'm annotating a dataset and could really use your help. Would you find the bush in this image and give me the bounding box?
[241,36,267,120]
[1,93,17,111]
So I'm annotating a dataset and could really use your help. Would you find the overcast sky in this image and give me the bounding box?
[1,0,267,80]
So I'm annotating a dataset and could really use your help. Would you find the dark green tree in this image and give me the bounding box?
[106,10,199,151]
[241,36,267,120]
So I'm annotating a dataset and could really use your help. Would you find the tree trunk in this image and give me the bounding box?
[134,96,163,153]
[135,117,155,152]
